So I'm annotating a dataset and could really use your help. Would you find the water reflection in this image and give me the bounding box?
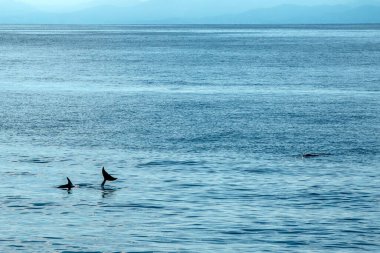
[101,188,116,198]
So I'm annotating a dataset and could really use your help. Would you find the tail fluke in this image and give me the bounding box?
[101,167,117,186]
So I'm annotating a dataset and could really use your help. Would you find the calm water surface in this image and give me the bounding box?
[0,25,379,252]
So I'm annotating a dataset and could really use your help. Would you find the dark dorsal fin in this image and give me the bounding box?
[58,177,75,189]
[67,177,74,187]
[102,167,117,181]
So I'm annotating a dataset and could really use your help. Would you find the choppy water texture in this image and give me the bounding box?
[0,25,379,252]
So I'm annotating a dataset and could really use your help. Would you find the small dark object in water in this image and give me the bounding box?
[101,167,117,187]
[58,177,75,189]
[302,153,330,158]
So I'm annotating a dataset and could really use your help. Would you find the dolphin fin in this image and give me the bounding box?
[58,177,75,189]
[102,167,117,185]
[67,177,74,187]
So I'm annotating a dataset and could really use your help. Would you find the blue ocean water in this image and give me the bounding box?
[0,25,379,252]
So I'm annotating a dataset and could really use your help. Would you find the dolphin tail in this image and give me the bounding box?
[102,167,117,182]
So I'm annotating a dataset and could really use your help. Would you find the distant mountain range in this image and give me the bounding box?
[0,0,380,24]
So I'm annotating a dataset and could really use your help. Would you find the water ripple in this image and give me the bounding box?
[137,160,204,168]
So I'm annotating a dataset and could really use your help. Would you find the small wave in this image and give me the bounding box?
[5,195,30,200]
[17,158,52,164]
[43,237,63,240]
[25,207,45,210]
[32,202,57,207]
[21,240,46,244]
[6,202,58,210]
[73,203,97,207]
[5,171,36,176]
[242,167,282,174]
[7,205,28,208]
[103,203,164,209]
[175,183,205,188]
[61,251,102,253]
[137,160,204,168]
[9,245,24,248]
[221,230,246,235]
[0,239,14,242]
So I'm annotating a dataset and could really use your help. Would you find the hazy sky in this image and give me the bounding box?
[18,0,92,7]
[13,0,143,10]
[17,0,142,9]
[16,0,379,10]
[2,0,380,23]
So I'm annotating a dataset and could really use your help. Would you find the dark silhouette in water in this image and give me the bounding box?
[58,177,75,189]
[56,168,117,190]
[302,153,331,158]
[101,167,117,187]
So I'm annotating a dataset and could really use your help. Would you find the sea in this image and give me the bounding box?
[0,24,379,252]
